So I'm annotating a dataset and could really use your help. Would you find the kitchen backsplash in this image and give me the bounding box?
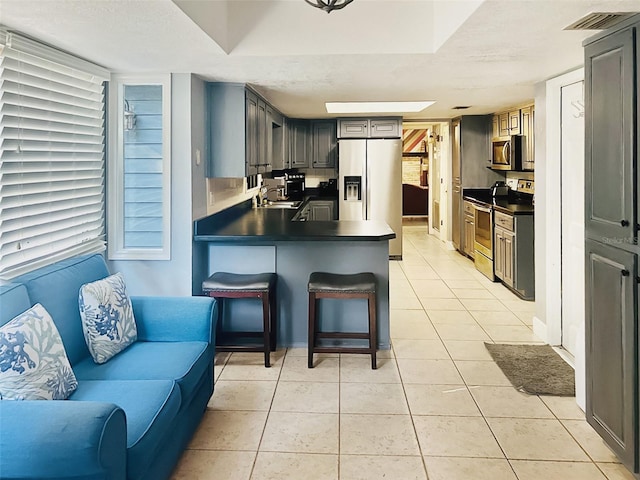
[301,168,337,188]
[206,176,261,216]
[506,171,534,191]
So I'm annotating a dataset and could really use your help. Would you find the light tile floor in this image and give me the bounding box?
[171,225,634,480]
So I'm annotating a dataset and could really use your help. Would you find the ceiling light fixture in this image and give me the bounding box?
[305,0,354,14]
[326,101,435,114]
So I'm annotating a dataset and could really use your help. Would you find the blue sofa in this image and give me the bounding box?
[0,254,217,480]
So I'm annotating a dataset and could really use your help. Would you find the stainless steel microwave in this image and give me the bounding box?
[492,135,523,171]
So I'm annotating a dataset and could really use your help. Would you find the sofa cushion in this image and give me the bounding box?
[79,273,138,364]
[73,341,211,400]
[69,379,181,480]
[0,284,32,327]
[14,254,110,366]
[0,304,78,400]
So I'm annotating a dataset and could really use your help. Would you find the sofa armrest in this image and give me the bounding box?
[0,401,126,480]
[131,296,217,343]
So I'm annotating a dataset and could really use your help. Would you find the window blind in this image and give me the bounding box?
[0,31,110,280]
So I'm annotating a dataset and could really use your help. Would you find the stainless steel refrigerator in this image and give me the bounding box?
[338,139,402,259]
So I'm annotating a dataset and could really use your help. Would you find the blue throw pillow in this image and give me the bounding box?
[79,272,137,364]
[0,303,78,400]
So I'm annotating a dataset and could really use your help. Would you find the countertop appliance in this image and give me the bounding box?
[263,177,286,201]
[491,181,509,198]
[492,135,523,171]
[338,138,402,259]
[284,172,305,200]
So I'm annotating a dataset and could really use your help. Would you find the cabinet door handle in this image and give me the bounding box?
[621,220,630,227]
[621,269,630,277]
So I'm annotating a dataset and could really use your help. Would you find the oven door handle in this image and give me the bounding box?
[473,205,492,214]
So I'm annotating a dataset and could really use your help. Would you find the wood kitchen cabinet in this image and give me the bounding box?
[494,224,514,288]
[463,201,475,259]
[584,17,639,473]
[311,120,337,168]
[520,105,535,171]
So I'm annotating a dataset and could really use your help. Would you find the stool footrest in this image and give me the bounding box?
[313,346,375,354]
[217,345,268,352]
[316,332,370,340]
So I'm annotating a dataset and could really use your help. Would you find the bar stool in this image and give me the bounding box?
[202,272,277,367]
[307,272,377,369]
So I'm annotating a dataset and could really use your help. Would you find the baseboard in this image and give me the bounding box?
[444,241,455,251]
[533,316,547,343]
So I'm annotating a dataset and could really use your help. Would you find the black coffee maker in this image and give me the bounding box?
[491,181,509,198]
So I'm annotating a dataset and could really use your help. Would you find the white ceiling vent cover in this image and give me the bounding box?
[564,12,637,30]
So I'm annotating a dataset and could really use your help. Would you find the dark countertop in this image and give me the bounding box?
[194,200,395,242]
[463,188,534,215]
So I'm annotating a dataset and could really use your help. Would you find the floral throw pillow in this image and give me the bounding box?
[0,303,78,400]
[79,272,137,364]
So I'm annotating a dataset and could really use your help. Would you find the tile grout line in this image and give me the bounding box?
[392,260,434,479]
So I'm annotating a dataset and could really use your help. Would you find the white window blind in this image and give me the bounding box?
[0,31,110,280]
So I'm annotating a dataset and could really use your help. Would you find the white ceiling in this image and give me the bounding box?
[1,0,639,118]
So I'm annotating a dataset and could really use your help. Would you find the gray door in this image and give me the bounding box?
[585,28,634,244]
[585,239,637,471]
[452,184,461,250]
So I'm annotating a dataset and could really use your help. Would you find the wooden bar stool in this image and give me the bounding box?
[307,272,377,369]
[202,272,277,367]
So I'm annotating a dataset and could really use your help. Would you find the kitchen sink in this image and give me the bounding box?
[262,201,301,209]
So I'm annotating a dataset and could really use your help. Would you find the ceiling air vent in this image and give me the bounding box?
[452,106,470,110]
[564,12,637,30]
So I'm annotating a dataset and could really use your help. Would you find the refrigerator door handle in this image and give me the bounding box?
[364,155,370,220]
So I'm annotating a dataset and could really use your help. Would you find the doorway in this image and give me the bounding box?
[401,121,449,239]
[560,80,585,360]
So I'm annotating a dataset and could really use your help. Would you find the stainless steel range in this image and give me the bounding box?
[473,203,494,280]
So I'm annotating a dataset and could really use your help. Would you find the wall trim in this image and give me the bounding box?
[533,316,548,344]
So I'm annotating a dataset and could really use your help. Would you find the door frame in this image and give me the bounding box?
[535,67,586,409]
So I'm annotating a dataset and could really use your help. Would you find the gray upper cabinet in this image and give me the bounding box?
[312,120,337,168]
[245,90,259,176]
[337,117,401,139]
[370,118,401,138]
[289,120,310,168]
[585,27,635,246]
[338,118,369,138]
[207,83,283,178]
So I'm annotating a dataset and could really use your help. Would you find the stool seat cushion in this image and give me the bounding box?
[308,272,376,294]
[203,272,276,293]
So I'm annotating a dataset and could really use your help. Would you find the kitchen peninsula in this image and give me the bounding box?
[194,200,395,349]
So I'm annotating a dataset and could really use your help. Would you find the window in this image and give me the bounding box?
[0,30,109,280]
[107,75,171,260]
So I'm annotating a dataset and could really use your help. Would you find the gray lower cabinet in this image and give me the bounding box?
[584,16,640,474]
[293,200,337,221]
[494,211,533,299]
[312,121,337,168]
[585,239,637,470]
[309,200,336,221]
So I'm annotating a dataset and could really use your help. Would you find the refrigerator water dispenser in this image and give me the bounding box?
[344,176,362,201]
